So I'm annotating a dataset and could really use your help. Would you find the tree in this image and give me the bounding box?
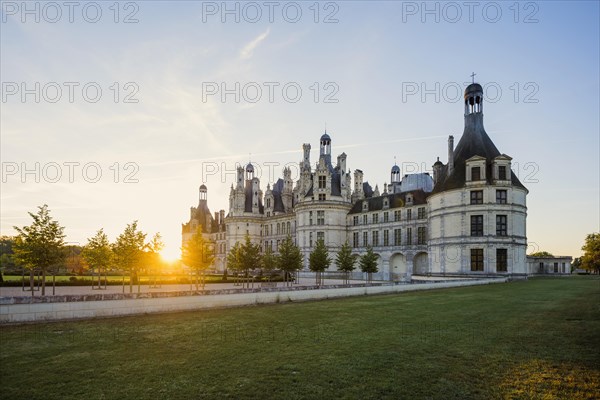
[0,235,19,282]
[146,233,164,286]
[181,227,214,289]
[309,239,330,285]
[529,251,554,257]
[581,233,600,274]
[113,221,147,293]
[359,246,379,284]
[238,234,261,288]
[82,229,113,288]
[13,205,66,296]
[227,242,243,286]
[278,235,303,286]
[261,247,279,282]
[336,242,356,284]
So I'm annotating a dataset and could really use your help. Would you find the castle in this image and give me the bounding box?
[182,83,531,279]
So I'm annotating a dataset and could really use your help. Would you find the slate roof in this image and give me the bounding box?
[432,113,527,193]
[348,190,429,214]
[244,181,264,213]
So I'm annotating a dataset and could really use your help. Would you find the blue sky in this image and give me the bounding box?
[1,1,599,260]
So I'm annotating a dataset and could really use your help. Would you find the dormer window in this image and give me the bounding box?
[498,166,507,180]
[406,194,413,205]
[492,155,512,183]
[383,197,389,209]
[318,175,326,189]
[362,201,368,211]
[466,155,486,184]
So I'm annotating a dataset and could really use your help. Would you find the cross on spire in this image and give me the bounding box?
[470,72,476,83]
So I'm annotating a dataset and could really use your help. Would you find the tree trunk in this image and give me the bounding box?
[41,268,46,296]
[29,270,34,297]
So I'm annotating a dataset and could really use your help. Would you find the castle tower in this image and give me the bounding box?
[320,132,332,166]
[351,169,364,202]
[282,167,293,212]
[428,80,528,277]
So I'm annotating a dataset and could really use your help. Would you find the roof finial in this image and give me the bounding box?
[249,153,251,163]
[470,72,476,83]
[394,155,397,166]
[325,122,327,134]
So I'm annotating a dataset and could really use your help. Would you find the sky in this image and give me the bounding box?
[1,0,599,261]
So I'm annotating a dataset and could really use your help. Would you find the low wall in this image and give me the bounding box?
[0,278,507,324]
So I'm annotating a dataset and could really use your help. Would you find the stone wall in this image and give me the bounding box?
[0,278,507,324]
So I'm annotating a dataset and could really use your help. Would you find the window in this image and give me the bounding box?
[318,193,326,201]
[406,228,412,245]
[287,222,291,234]
[265,225,269,236]
[277,223,280,235]
[496,190,507,204]
[471,249,484,271]
[554,263,558,273]
[353,232,359,248]
[318,175,326,189]
[417,207,426,219]
[309,211,313,226]
[472,166,481,181]
[407,209,412,221]
[496,215,507,236]
[276,240,280,251]
[353,216,358,226]
[394,210,401,222]
[383,230,389,246]
[498,165,507,180]
[372,231,379,247]
[471,215,484,236]
[539,262,544,273]
[417,227,427,245]
[363,215,368,225]
[470,190,483,204]
[309,232,313,248]
[394,229,402,246]
[372,213,379,224]
[317,231,325,243]
[383,212,389,223]
[266,198,271,208]
[496,249,507,272]
[363,232,368,247]
[317,211,325,225]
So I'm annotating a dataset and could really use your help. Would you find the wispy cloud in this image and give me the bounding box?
[240,28,270,60]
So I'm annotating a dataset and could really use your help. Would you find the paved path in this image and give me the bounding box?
[0,276,377,297]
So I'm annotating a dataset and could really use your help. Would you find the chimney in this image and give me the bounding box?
[214,212,220,225]
[448,135,454,175]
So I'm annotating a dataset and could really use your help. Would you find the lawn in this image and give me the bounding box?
[0,277,598,399]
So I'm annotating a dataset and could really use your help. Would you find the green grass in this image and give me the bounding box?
[1,277,598,399]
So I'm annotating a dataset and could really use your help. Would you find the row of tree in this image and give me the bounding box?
[8,205,164,295]
[217,232,379,287]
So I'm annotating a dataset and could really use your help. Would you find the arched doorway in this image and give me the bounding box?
[390,253,407,281]
[413,252,429,275]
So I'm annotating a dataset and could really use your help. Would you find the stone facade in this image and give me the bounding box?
[183,83,533,279]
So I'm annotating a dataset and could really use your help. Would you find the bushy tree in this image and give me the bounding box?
[238,234,261,287]
[113,221,146,293]
[309,239,330,285]
[0,235,19,282]
[82,229,113,287]
[359,246,379,284]
[261,247,279,281]
[581,233,600,274]
[336,242,356,284]
[13,205,66,295]
[182,227,214,289]
[278,235,303,285]
[529,251,554,257]
[146,233,164,285]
